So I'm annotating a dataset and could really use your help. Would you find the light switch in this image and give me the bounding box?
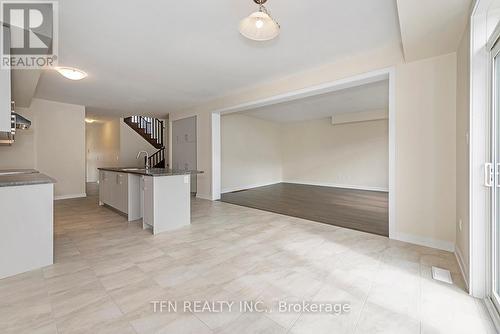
[184,176,189,184]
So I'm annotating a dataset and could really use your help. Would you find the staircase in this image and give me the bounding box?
[124,116,166,168]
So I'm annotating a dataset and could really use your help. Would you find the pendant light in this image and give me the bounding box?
[239,0,280,41]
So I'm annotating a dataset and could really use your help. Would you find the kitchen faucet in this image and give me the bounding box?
[136,151,150,169]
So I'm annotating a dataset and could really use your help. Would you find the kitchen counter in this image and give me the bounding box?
[98,167,203,177]
[0,169,56,187]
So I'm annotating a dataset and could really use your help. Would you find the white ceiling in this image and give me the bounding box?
[239,80,389,123]
[396,0,472,62]
[33,0,401,116]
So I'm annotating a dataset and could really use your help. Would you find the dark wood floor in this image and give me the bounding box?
[221,183,389,236]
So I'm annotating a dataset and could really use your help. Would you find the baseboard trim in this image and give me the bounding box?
[54,193,87,201]
[196,193,213,201]
[455,246,469,290]
[222,181,388,194]
[392,232,455,252]
[221,181,282,194]
[283,181,389,192]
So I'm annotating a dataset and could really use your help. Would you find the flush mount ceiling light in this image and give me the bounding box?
[239,0,280,41]
[55,67,88,80]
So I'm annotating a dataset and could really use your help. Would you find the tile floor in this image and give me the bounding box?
[0,193,496,333]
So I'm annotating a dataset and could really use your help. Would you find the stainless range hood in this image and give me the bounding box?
[0,108,32,145]
[12,112,31,130]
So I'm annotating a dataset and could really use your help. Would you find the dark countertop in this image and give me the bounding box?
[98,167,204,177]
[0,170,56,187]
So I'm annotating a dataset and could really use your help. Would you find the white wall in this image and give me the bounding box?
[86,118,120,182]
[282,118,388,191]
[171,44,459,251]
[456,21,470,284]
[0,99,86,198]
[221,114,282,192]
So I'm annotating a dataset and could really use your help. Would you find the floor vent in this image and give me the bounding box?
[431,266,453,284]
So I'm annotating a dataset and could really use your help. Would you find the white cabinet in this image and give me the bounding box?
[0,26,12,132]
[99,170,141,221]
[115,173,128,213]
[99,171,110,204]
[99,170,127,214]
[99,171,116,206]
[100,170,191,235]
[0,182,54,279]
[143,176,154,228]
[142,174,190,235]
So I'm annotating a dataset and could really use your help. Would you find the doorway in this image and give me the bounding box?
[211,67,396,238]
[218,79,390,236]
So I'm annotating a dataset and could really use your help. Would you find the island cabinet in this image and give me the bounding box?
[142,174,191,235]
[99,170,141,221]
[98,167,200,235]
[142,176,154,228]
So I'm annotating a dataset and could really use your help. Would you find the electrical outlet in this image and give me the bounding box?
[459,219,463,232]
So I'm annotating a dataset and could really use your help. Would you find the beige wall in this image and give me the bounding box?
[171,44,459,250]
[119,119,159,167]
[0,99,87,198]
[395,53,457,249]
[456,22,470,282]
[34,99,86,198]
[282,118,388,190]
[86,118,120,182]
[221,114,282,192]
[221,115,389,193]
[85,116,168,181]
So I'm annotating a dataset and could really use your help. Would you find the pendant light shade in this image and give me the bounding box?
[239,0,280,41]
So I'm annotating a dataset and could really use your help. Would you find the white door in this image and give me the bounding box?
[172,116,197,193]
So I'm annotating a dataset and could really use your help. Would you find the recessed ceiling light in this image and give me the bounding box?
[55,67,88,80]
[84,118,95,123]
[240,0,280,41]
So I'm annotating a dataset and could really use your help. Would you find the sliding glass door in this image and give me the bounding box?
[490,39,500,312]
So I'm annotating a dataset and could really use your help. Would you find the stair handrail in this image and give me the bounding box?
[148,147,166,168]
[124,116,165,149]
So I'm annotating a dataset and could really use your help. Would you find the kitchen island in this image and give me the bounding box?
[98,167,202,235]
[0,169,56,279]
